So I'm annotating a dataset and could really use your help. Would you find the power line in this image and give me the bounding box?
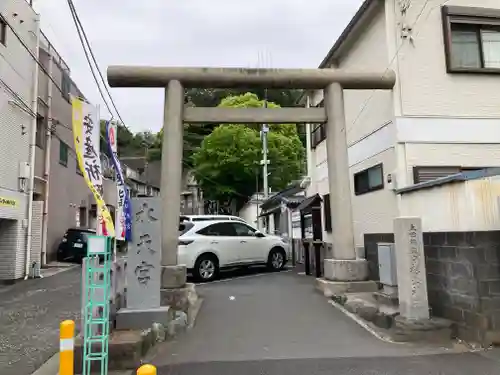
[66,0,131,131]
[348,0,435,134]
[66,0,114,120]
[2,15,72,100]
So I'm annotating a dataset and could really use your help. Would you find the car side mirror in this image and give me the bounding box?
[255,231,265,238]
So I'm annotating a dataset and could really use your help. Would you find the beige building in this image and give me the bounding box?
[304,0,500,247]
[35,32,117,265]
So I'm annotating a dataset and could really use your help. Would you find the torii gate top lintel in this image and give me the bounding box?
[107,66,396,90]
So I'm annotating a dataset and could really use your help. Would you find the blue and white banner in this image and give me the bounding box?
[105,120,132,241]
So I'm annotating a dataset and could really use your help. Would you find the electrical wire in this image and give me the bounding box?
[2,15,74,101]
[66,0,115,121]
[347,0,435,133]
[5,3,261,204]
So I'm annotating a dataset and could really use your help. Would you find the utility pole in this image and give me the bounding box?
[260,89,270,199]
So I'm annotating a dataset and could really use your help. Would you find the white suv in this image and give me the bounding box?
[178,220,289,282]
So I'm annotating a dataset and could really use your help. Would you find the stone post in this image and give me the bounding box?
[394,217,429,320]
[322,83,371,285]
[159,80,187,288]
[159,80,191,313]
[116,197,170,330]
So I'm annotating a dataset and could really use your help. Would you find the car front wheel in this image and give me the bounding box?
[268,248,286,271]
[194,254,219,282]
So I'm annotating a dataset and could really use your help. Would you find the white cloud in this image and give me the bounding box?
[33,0,362,132]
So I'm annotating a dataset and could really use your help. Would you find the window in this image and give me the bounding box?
[36,116,46,149]
[353,163,384,195]
[443,6,500,73]
[310,124,326,149]
[0,16,6,46]
[310,100,326,148]
[322,194,332,232]
[59,140,68,166]
[232,222,256,237]
[197,222,236,236]
[61,71,71,101]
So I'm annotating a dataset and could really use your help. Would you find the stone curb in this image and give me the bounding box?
[30,298,204,375]
[327,299,400,344]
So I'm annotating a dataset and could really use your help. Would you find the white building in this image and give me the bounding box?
[0,1,40,281]
[304,0,500,247]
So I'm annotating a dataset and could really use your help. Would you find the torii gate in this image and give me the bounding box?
[107,66,395,296]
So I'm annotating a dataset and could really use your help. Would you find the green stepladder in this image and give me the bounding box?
[82,235,112,375]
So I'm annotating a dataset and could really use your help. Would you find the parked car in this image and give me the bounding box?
[56,228,96,263]
[178,219,290,282]
[180,214,247,223]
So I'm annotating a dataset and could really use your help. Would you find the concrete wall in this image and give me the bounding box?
[365,230,500,344]
[424,231,500,344]
[400,177,500,232]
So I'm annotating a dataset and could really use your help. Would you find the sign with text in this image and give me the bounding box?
[71,97,115,237]
[0,197,17,207]
[126,197,161,309]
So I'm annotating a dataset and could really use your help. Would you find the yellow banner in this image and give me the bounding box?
[71,97,115,237]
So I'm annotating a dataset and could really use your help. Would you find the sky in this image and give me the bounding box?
[32,0,363,133]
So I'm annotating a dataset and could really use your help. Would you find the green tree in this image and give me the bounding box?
[192,93,305,211]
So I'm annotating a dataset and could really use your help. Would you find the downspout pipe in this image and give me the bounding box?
[40,43,53,266]
[25,14,41,279]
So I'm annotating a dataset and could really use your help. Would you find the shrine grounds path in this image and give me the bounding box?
[0,265,81,375]
[149,269,500,375]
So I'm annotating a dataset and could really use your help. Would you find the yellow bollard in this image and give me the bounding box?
[59,320,75,375]
[137,364,157,375]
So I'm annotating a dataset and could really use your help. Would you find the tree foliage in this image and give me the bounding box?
[99,120,160,158]
[192,93,305,210]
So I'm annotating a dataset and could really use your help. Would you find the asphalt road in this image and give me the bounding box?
[0,267,81,375]
[150,270,500,375]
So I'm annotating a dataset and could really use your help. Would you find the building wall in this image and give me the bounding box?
[0,1,39,280]
[0,189,28,280]
[35,41,117,260]
[339,6,394,145]
[238,200,260,228]
[396,0,500,118]
[350,148,398,247]
[307,4,397,245]
[312,122,398,245]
